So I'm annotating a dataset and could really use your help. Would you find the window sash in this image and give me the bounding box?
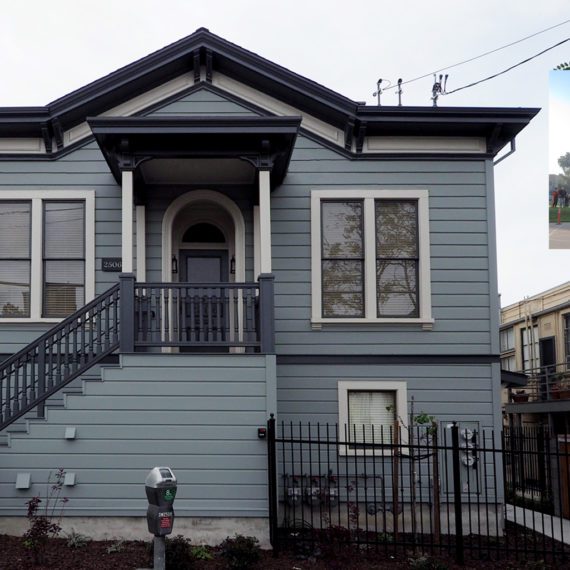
[0,202,31,318]
[500,328,515,352]
[565,315,570,367]
[321,200,364,318]
[347,390,396,445]
[521,326,540,372]
[42,202,86,318]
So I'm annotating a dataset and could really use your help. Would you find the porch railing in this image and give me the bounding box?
[118,273,274,353]
[508,362,570,404]
[0,283,120,430]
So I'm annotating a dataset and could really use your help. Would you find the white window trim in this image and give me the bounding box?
[311,188,433,329]
[338,380,408,456]
[0,189,95,323]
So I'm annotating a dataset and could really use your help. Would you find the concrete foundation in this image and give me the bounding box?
[0,516,271,547]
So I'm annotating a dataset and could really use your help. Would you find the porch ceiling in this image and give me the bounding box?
[88,115,301,189]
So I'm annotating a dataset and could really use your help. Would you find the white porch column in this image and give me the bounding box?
[135,204,146,281]
[121,170,134,273]
[258,169,272,274]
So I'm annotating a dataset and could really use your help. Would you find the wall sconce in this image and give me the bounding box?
[172,254,178,274]
[230,255,236,275]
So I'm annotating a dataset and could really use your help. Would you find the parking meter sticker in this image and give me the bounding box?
[160,516,172,529]
[163,489,176,501]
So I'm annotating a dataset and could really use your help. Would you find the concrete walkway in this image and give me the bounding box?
[506,504,570,545]
[549,222,570,249]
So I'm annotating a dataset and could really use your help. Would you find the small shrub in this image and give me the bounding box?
[165,534,194,570]
[106,539,126,554]
[66,529,90,548]
[220,534,261,569]
[22,468,69,565]
[191,544,213,560]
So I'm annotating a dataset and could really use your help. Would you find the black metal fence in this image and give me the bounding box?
[267,417,570,565]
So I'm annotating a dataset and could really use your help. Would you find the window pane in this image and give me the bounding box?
[44,202,84,259]
[0,261,30,317]
[322,201,363,258]
[0,202,30,258]
[322,260,363,317]
[377,260,418,317]
[43,261,85,317]
[348,391,395,444]
[500,328,515,352]
[376,200,418,258]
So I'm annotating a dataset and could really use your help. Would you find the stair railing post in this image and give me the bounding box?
[258,274,275,354]
[37,342,46,418]
[119,273,136,353]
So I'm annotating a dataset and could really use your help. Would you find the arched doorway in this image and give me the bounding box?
[161,190,246,283]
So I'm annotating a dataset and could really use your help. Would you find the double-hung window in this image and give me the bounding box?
[0,191,94,322]
[312,189,432,327]
[564,314,570,368]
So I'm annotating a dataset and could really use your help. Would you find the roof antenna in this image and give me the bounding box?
[396,78,403,106]
[373,79,383,106]
[431,73,449,107]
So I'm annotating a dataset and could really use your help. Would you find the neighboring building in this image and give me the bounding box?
[0,29,537,542]
[501,281,570,432]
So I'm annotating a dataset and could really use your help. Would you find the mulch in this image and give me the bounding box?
[1,532,569,569]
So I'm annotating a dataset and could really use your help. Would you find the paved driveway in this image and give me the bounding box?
[549,223,570,249]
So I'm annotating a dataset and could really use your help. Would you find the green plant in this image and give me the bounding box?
[106,539,126,554]
[22,468,69,565]
[220,534,261,569]
[165,534,194,570]
[191,544,213,560]
[65,528,90,548]
[409,555,449,569]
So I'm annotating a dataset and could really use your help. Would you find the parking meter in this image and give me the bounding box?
[145,466,177,537]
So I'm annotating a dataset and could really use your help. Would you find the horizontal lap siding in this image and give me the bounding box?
[0,354,272,517]
[273,135,491,355]
[276,363,494,428]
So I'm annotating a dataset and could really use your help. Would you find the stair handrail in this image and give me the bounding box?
[0,283,120,430]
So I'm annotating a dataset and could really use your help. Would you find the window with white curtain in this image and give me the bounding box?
[338,380,408,455]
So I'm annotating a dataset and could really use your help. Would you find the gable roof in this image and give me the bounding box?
[0,27,539,157]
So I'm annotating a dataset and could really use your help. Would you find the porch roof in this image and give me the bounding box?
[88,115,301,188]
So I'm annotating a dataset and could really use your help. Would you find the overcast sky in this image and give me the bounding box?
[0,0,569,306]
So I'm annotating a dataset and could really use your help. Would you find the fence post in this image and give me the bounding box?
[119,273,136,353]
[259,274,275,354]
[267,414,279,556]
[451,422,464,565]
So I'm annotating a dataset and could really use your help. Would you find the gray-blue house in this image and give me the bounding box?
[0,29,536,543]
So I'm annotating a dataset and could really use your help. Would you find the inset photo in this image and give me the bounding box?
[549,70,570,248]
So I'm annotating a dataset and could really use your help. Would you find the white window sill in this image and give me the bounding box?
[311,318,434,330]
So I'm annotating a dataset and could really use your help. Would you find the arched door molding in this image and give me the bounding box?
[161,190,246,283]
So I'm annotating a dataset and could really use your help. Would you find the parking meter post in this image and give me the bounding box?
[154,536,166,570]
[145,466,177,569]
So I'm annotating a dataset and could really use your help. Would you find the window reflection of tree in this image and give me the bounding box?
[376,201,418,317]
[322,201,364,317]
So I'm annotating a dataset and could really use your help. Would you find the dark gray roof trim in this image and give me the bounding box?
[0,28,539,157]
[88,115,301,187]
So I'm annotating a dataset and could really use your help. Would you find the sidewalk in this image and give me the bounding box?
[549,222,570,249]
[506,503,570,545]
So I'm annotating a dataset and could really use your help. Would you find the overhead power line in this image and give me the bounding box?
[384,18,570,91]
[444,37,570,95]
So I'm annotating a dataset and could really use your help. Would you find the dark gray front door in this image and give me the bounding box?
[180,250,228,283]
[179,250,229,351]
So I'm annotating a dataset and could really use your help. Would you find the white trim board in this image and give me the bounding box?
[310,188,433,329]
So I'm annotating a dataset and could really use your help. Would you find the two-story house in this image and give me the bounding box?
[0,29,537,543]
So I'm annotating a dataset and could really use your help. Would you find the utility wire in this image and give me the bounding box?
[444,37,570,95]
[383,18,570,91]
